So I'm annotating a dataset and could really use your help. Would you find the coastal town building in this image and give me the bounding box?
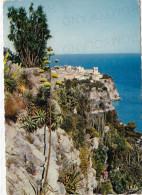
[53,65,102,81]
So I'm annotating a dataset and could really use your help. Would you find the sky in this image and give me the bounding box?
[3,0,141,54]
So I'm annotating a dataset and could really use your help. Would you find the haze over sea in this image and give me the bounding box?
[52,53,142,132]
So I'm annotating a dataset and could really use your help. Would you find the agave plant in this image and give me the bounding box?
[22,117,37,133]
[59,163,82,194]
[32,110,46,128]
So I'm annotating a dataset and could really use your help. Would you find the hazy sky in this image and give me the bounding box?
[3,0,141,54]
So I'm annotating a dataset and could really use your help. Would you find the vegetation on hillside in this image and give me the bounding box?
[4,3,142,195]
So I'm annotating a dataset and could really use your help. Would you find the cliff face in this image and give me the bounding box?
[101,78,121,101]
[6,122,98,195]
[89,78,120,114]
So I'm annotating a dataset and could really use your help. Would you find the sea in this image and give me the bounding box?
[51,54,142,132]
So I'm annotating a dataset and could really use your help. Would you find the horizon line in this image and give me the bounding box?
[54,52,141,55]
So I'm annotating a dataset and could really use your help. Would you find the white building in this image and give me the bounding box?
[93,67,102,80]
[77,66,84,73]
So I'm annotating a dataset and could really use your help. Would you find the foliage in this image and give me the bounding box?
[39,78,46,82]
[60,115,73,133]
[4,52,17,93]
[106,110,118,125]
[110,170,127,194]
[51,73,58,78]
[44,60,51,64]
[5,77,17,93]
[22,117,37,132]
[39,69,44,73]
[57,86,90,115]
[4,52,9,66]
[4,47,21,64]
[79,147,90,179]
[5,95,18,121]
[25,90,34,114]
[58,159,82,194]
[92,145,107,178]
[56,80,62,85]
[7,3,51,68]
[101,74,112,79]
[86,127,99,138]
[126,122,136,131]
[43,82,51,87]
[5,94,25,121]
[18,72,32,88]
[32,110,46,127]
[97,181,113,195]
[57,87,78,111]
[72,116,86,149]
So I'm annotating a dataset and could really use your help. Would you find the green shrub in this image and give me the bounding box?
[79,147,90,179]
[86,127,99,138]
[92,145,107,178]
[126,122,136,131]
[60,116,73,133]
[33,86,50,109]
[18,72,31,88]
[5,77,17,93]
[32,110,46,127]
[110,170,127,194]
[72,117,86,149]
[98,181,113,195]
[101,74,112,79]
[21,117,37,133]
[58,161,82,194]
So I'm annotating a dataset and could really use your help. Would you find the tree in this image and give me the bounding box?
[7,3,51,68]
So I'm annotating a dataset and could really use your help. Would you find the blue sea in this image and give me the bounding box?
[52,54,142,132]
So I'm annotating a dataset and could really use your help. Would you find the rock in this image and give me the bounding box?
[104,126,110,133]
[52,100,61,115]
[9,63,19,76]
[101,78,121,101]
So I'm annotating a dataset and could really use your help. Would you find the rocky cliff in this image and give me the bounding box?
[6,122,99,195]
[5,63,121,194]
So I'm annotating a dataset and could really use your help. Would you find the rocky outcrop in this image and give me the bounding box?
[6,122,99,195]
[90,86,114,114]
[101,78,121,101]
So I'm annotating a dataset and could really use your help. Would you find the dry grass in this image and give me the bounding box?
[5,94,26,121]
